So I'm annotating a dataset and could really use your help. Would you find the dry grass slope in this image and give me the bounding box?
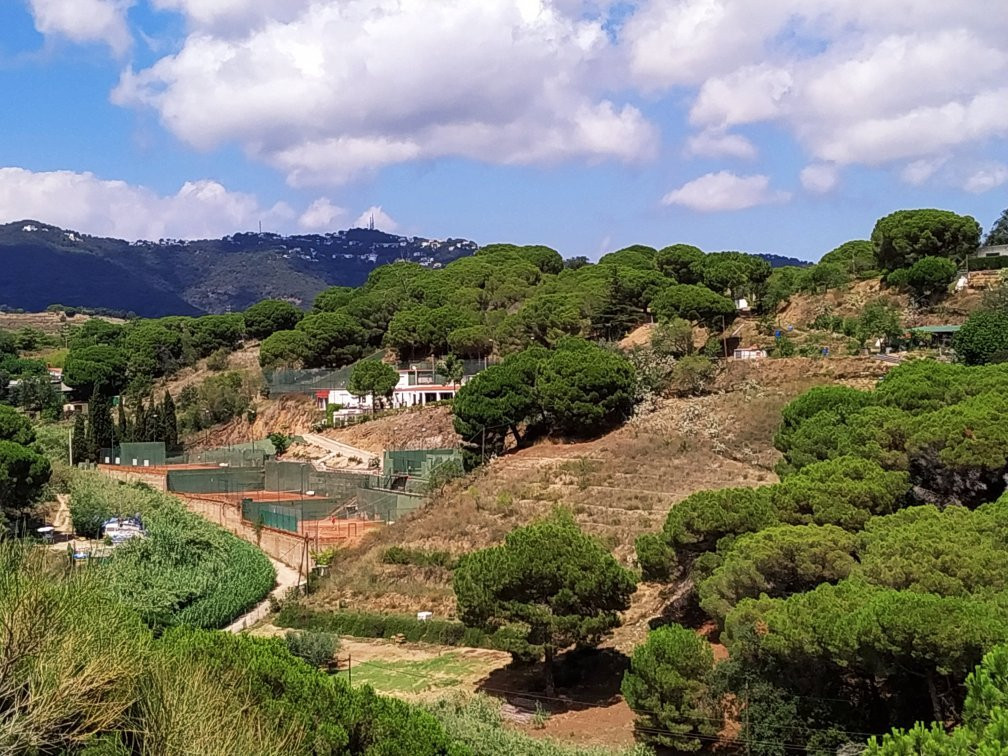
[306,356,890,648]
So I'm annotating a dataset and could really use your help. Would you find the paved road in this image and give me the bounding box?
[301,433,380,471]
[226,556,303,633]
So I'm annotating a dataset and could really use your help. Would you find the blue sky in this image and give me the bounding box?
[0,1,1005,261]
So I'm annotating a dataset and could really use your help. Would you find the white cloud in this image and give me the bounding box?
[354,206,397,233]
[27,0,134,54]
[901,157,947,186]
[150,0,307,36]
[0,167,293,240]
[685,130,757,160]
[964,164,1008,194]
[662,171,790,212]
[113,0,658,186]
[799,163,839,194]
[626,1,1008,175]
[624,0,793,89]
[298,198,346,232]
[689,64,793,128]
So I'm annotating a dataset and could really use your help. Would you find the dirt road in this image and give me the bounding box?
[226,557,303,633]
[301,433,380,471]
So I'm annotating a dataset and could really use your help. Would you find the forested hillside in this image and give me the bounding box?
[0,221,477,316]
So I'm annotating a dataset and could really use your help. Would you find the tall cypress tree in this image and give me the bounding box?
[71,412,86,465]
[162,391,179,452]
[134,396,148,442]
[87,389,114,459]
[149,396,164,443]
[117,400,130,443]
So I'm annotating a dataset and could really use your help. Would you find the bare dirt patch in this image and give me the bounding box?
[187,393,321,450]
[323,404,460,455]
[0,311,124,335]
[158,341,263,400]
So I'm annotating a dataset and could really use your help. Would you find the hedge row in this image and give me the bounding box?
[275,605,510,650]
[968,255,1008,271]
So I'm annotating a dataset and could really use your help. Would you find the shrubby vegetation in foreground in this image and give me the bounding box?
[0,544,465,754]
[69,471,275,629]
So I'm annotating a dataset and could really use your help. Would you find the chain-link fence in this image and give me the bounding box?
[167,467,265,494]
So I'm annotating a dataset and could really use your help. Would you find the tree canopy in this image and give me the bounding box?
[985,208,1008,247]
[454,510,636,693]
[871,208,981,270]
[953,309,1008,366]
[243,299,303,338]
[347,360,399,409]
[651,284,737,330]
[621,625,720,750]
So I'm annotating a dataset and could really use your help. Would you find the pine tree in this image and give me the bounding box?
[593,267,639,341]
[70,412,86,465]
[162,391,179,452]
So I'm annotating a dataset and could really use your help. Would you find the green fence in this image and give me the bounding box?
[356,487,425,523]
[383,448,462,479]
[100,442,167,467]
[167,467,265,494]
[242,500,299,533]
[264,461,380,498]
[263,353,381,395]
[184,442,274,468]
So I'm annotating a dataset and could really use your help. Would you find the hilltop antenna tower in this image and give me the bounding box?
[369,213,375,231]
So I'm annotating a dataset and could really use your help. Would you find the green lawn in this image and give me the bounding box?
[336,652,488,695]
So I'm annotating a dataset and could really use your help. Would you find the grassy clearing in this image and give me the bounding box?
[337,653,487,695]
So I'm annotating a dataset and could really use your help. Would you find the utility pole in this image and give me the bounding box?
[68,427,73,467]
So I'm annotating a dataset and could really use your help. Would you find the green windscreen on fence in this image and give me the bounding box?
[167,467,265,494]
[101,442,167,466]
[383,449,461,479]
[264,461,378,499]
[355,488,425,522]
[242,500,299,533]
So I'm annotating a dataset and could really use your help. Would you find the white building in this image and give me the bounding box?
[733,346,767,360]
[315,365,469,413]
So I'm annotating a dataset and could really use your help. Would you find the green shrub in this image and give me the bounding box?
[275,606,505,649]
[205,347,230,371]
[621,624,721,751]
[382,546,459,569]
[284,630,340,667]
[268,432,293,455]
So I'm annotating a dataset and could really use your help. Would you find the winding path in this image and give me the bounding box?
[225,556,303,633]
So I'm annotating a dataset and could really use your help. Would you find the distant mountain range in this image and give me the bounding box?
[760,253,812,268]
[0,221,477,316]
[0,221,811,317]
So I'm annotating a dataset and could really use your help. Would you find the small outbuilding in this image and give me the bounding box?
[733,346,768,360]
[911,325,961,349]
